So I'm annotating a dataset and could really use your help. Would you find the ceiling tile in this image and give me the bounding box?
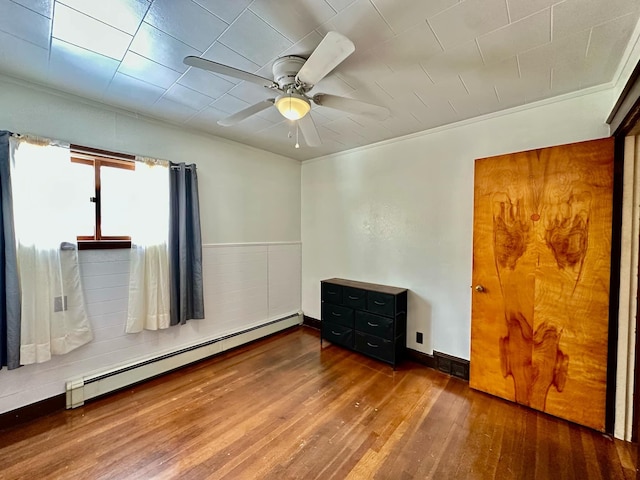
[211,94,252,115]
[414,75,470,107]
[48,38,119,99]
[377,64,432,97]
[324,0,356,13]
[249,0,336,43]
[118,51,181,89]
[146,97,200,123]
[0,0,51,48]
[461,56,521,95]
[280,30,325,59]
[582,12,639,87]
[452,87,502,119]
[0,30,49,82]
[421,40,484,84]
[255,106,285,123]
[549,62,581,96]
[12,0,53,18]
[218,10,292,65]
[311,74,355,97]
[228,81,275,105]
[57,0,149,34]
[145,0,228,51]
[507,0,559,22]
[186,104,228,130]
[103,73,165,109]
[429,0,510,50]
[518,28,590,78]
[319,0,395,50]
[191,0,252,24]
[129,22,201,73]
[178,67,235,99]
[478,8,551,65]
[162,84,214,110]
[553,0,640,41]
[52,4,132,60]
[371,0,458,34]
[332,49,394,90]
[233,114,276,133]
[376,22,442,71]
[201,42,262,82]
[522,71,553,102]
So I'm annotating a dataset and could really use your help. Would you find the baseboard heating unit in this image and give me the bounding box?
[66,313,302,409]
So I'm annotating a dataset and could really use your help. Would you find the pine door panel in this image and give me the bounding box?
[470,137,614,431]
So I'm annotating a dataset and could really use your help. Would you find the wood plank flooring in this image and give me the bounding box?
[0,326,636,479]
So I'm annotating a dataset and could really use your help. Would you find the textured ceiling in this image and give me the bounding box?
[0,0,639,161]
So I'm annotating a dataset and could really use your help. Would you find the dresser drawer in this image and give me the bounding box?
[321,303,354,328]
[355,331,393,363]
[343,286,366,309]
[356,311,394,340]
[367,291,395,317]
[322,322,354,349]
[321,282,343,304]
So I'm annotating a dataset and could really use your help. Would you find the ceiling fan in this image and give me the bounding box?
[183,31,390,147]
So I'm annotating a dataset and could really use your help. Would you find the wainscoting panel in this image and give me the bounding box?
[0,242,302,415]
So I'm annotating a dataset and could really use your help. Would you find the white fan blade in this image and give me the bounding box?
[313,94,390,121]
[298,115,321,147]
[296,32,355,87]
[218,100,275,127]
[184,56,276,89]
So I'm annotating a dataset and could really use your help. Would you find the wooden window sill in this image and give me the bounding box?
[77,240,132,250]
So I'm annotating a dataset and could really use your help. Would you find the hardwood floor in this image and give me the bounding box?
[0,326,636,479]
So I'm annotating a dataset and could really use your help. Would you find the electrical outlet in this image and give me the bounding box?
[416,332,423,344]
[54,296,68,312]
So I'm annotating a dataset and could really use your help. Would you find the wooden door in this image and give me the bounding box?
[470,137,614,431]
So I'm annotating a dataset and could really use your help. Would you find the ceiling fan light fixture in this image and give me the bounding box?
[275,93,310,120]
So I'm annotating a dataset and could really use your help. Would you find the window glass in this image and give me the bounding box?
[101,164,135,237]
[73,161,96,238]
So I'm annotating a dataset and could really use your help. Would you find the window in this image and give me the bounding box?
[70,145,136,249]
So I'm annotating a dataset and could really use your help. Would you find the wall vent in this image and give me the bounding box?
[434,350,470,381]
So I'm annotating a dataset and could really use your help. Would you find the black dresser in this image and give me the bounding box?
[321,278,408,367]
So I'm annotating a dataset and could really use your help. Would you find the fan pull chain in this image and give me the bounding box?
[295,122,300,149]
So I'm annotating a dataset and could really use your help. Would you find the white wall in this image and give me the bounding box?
[301,88,613,361]
[0,76,302,413]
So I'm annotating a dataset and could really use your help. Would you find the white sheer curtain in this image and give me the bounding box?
[9,136,92,364]
[126,158,171,333]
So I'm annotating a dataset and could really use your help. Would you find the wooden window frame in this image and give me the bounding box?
[70,145,135,250]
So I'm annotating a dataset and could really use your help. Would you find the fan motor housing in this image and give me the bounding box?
[272,56,306,90]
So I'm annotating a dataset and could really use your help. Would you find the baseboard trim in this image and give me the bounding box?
[0,393,66,431]
[406,348,436,369]
[303,315,321,330]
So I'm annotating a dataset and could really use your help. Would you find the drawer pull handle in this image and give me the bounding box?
[348,295,359,300]
[328,291,337,295]
[331,312,342,317]
[373,300,386,306]
[367,322,379,327]
[331,330,342,336]
[367,342,379,348]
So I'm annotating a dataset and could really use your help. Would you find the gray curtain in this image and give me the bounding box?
[0,131,20,369]
[169,162,204,326]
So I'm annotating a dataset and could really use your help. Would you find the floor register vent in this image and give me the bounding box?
[66,313,302,409]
